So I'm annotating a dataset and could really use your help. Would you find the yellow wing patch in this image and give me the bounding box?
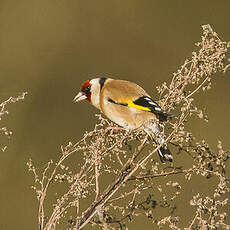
[118,98,151,112]
[127,100,151,111]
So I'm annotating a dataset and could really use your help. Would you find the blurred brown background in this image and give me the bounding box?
[0,0,230,229]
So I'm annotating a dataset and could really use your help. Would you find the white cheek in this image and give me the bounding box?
[90,80,101,109]
[91,91,100,108]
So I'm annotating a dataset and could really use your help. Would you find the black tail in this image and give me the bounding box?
[157,146,173,163]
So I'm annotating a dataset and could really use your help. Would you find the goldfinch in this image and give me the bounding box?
[73,78,173,162]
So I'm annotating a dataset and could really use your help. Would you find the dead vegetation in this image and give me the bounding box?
[28,25,230,230]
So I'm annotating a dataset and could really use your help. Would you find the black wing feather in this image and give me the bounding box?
[133,96,169,122]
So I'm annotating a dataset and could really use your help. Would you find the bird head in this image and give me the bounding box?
[73,78,102,109]
[73,80,92,103]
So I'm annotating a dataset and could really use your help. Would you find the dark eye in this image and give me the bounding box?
[82,86,91,94]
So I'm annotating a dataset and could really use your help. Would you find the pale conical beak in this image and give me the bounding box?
[73,92,87,103]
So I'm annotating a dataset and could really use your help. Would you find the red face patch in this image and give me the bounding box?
[81,80,92,102]
[81,80,91,91]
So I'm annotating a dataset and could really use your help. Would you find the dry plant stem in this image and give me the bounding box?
[30,25,230,230]
[77,134,128,182]
[160,60,194,109]
[43,134,130,230]
[95,151,100,201]
[188,213,199,230]
[115,152,124,166]
[127,165,218,182]
[109,189,137,203]
[75,135,150,229]
[132,135,149,161]
[0,92,27,151]
[75,136,151,229]
[185,76,209,99]
[39,161,52,229]
[76,116,186,230]
[39,138,86,229]
[127,168,193,181]
[0,92,27,118]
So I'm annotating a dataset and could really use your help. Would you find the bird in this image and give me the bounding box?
[73,77,173,162]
